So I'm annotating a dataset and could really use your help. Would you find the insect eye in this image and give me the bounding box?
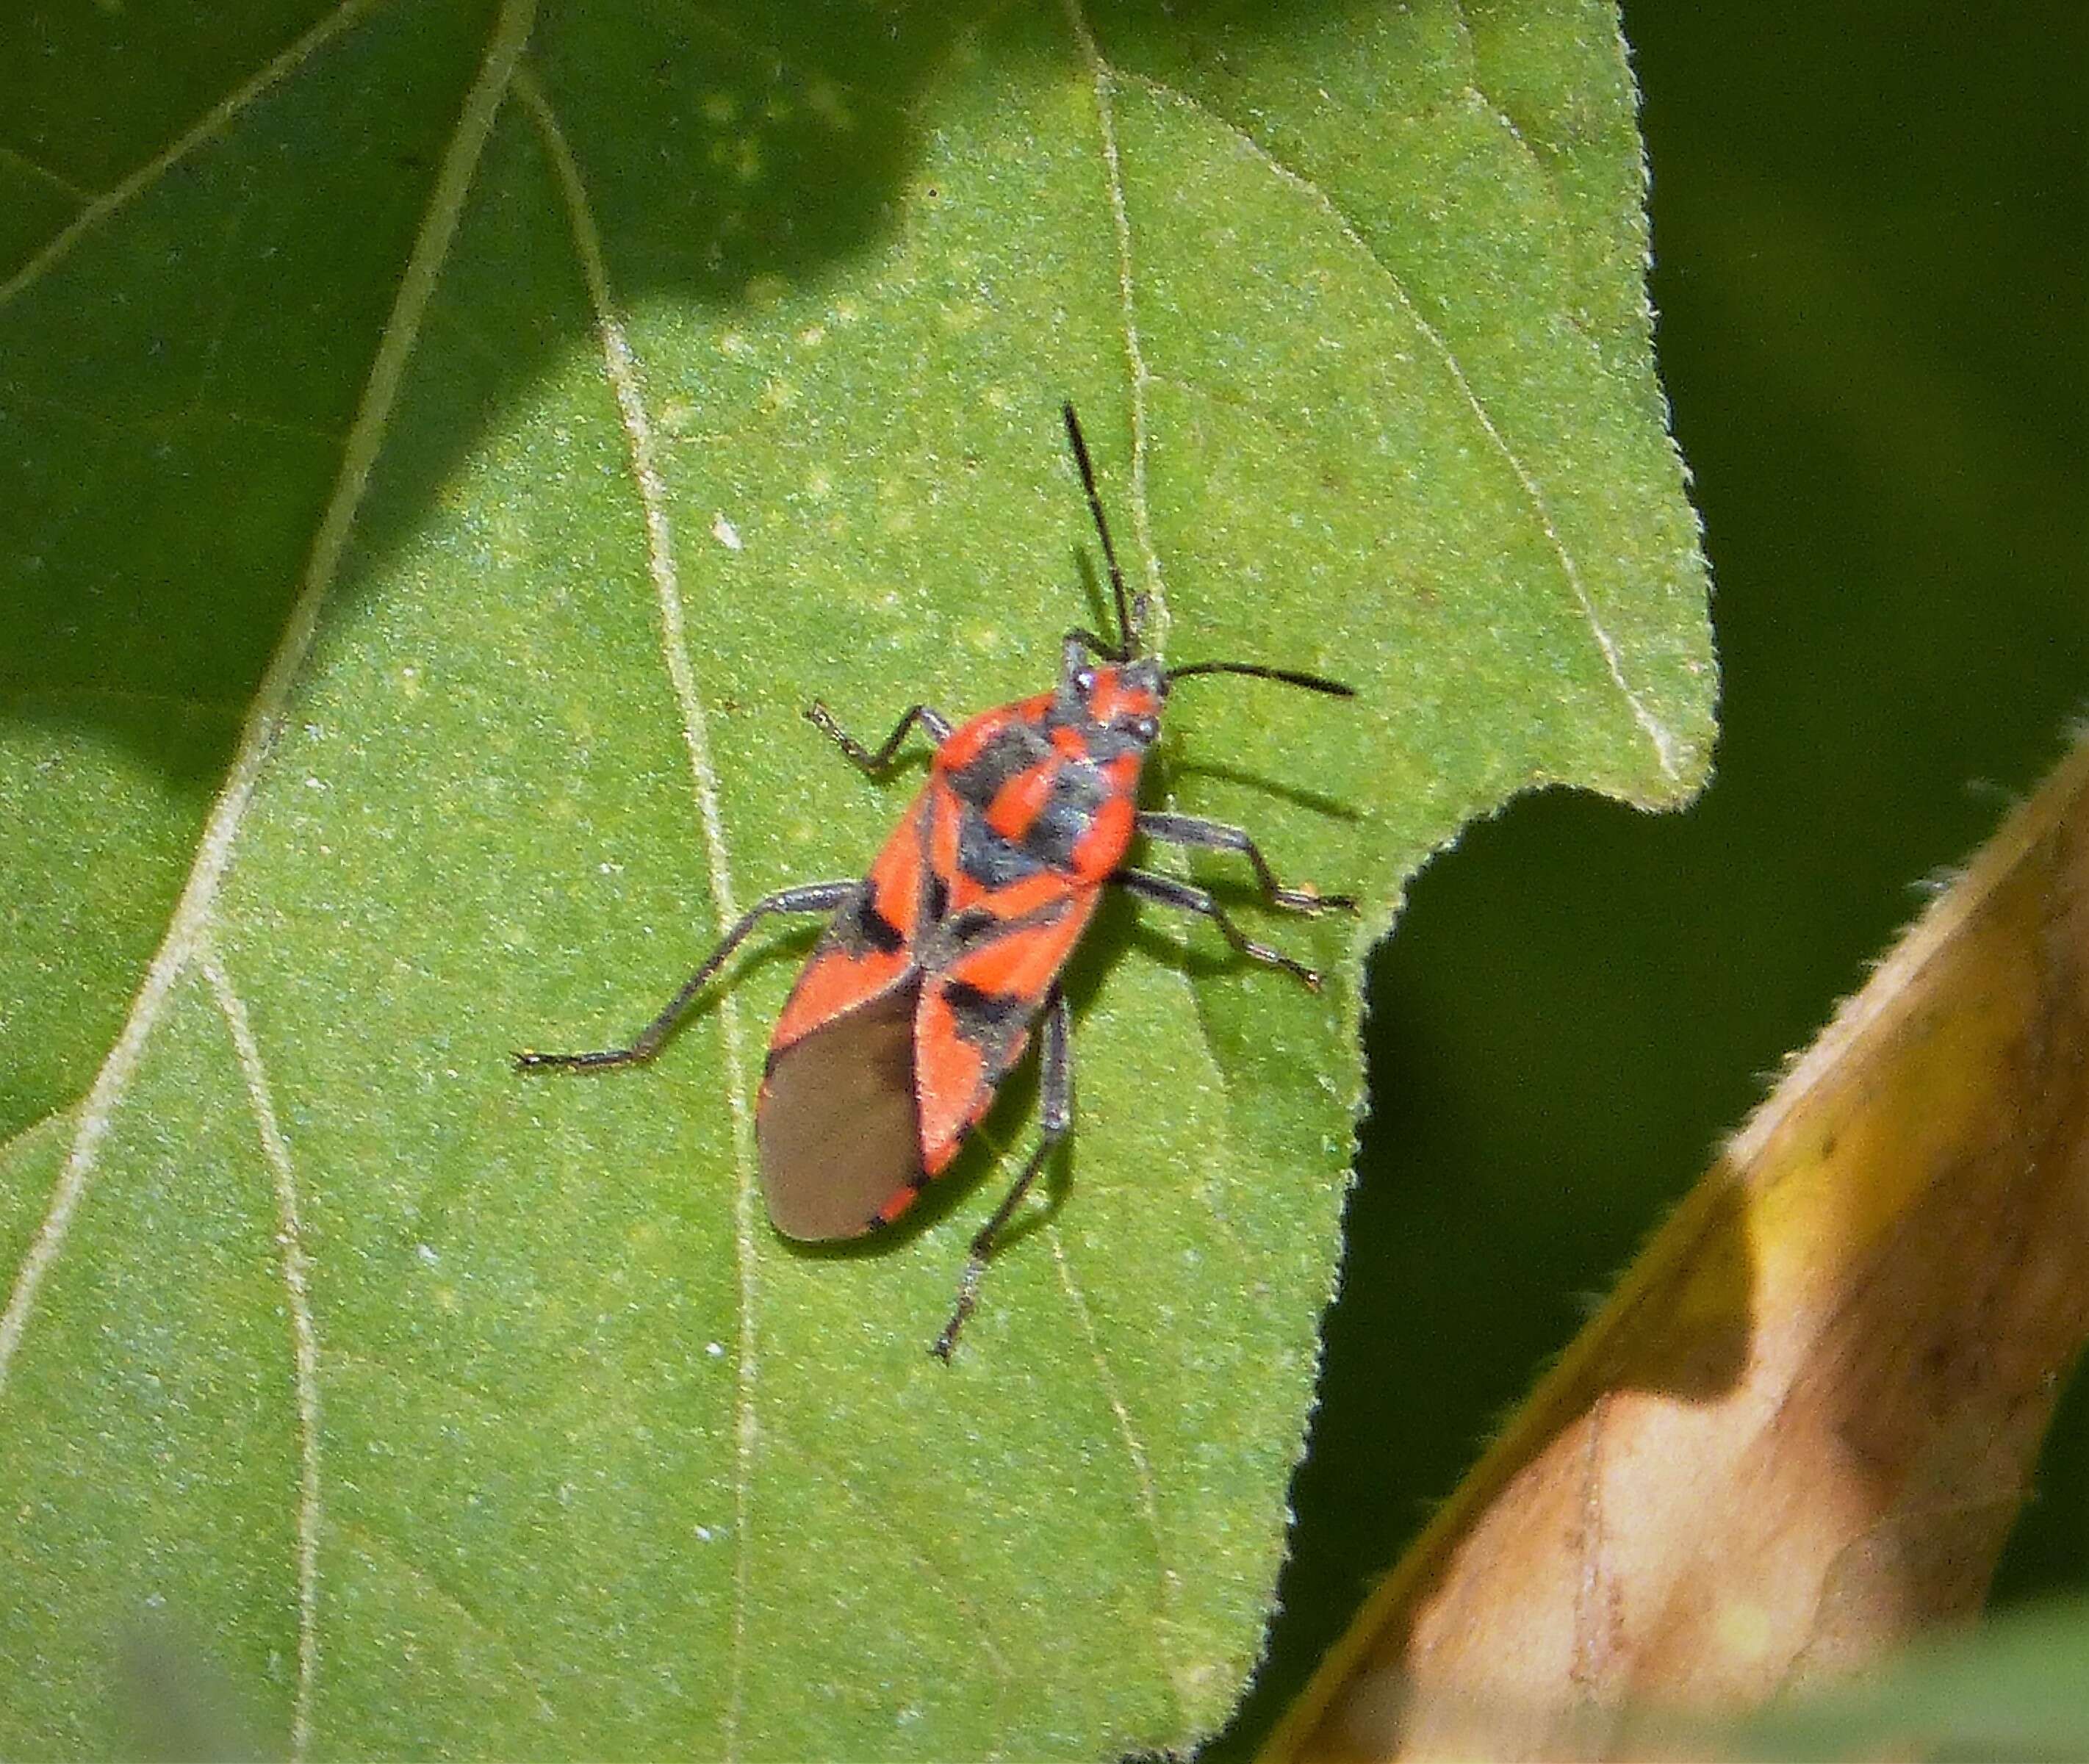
[1128,714,1160,744]
[1073,666,1097,695]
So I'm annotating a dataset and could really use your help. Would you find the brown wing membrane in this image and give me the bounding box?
[757,975,923,1241]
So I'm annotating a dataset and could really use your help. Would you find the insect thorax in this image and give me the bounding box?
[942,711,1143,889]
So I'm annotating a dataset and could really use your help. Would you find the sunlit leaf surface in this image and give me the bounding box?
[0,0,1711,1754]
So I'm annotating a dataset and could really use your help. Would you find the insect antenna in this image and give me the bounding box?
[1060,401,1138,658]
[1165,660,1356,698]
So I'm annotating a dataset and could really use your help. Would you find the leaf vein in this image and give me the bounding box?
[1449,1,1572,204]
[0,0,386,310]
[765,1416,1021,1692]
[202,940,323,1763]
[0,0,536,1395]
[337,1518,555,1710]
[1060,16,1258,1253]
[0,143,93,205]
[1060,0,1169,651]
[0,685,247,721]
[517,69,763,1763]
[1047,1228,1187,1699]
[0,1105,77,1173]
[1118,67,1683,780]
[0,384,342,446]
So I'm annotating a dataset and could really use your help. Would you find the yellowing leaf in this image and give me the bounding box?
[1270,738,2089,1762]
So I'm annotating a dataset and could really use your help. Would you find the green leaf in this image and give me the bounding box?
[0,0,1712,1755]
[1703,1600,2089,1760]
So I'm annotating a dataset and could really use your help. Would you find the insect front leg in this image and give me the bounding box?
[515,882,857,1073]
[1135,811,1357,913]
[804,700,953,774]
[932,984,1073,1362]
[1114,867,1327,991]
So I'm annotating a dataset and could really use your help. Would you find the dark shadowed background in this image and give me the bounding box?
[1221,1,2088,1751]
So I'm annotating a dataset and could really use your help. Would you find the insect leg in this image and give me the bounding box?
[1135,811,1358,913]
[514,882,857,1073]
[804,700,953,773]
[1114,867,1326,990]
[932,984,1073,1362]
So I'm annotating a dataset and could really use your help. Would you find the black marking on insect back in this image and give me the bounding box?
[1026,765,1111,870]
[1074,724,1147,764]
[813,882,907,962]
[942,979,1032,1044]
[950,721,1051,810]
[913,894,1071,977]
[957,802,1048,888]
[853,893,907,955]
[943,905,1002,948]
[924,870,951,926]
[1042,691,1088,734]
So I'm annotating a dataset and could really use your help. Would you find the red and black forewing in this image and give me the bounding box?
[913,895,1098,1178]
[757,677,1138,1240]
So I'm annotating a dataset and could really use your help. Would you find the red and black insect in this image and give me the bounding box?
[519,405,1355,1358]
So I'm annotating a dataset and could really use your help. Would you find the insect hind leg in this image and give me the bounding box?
[1114,866,1327,990]
[804,700,952,774]
[514,882,857,1073]
[932,984,1073,1361]
[1136,811,1357,913]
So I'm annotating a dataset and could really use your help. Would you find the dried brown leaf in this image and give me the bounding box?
[1268,738,2089,1762]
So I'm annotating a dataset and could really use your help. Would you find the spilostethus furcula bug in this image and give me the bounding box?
[519,405,1355,1358]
